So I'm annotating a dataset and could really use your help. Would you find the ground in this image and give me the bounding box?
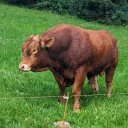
[0,3,128,128]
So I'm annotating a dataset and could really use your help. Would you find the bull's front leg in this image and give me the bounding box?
[72,67,87,112]
[56,81,66,103]
[52,71,66,103]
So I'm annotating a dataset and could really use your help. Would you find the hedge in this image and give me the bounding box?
[1,0,128,26]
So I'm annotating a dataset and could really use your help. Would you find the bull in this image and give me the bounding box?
[19,24,118,112]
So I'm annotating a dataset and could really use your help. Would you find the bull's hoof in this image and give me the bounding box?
[91,84,99,92]
[73,108,80,112]
[105,93,111,98]
[58,98,65,104]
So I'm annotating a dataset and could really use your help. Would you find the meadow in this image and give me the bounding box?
[0,3,128,128]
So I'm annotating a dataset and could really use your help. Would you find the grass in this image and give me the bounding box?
[0,3,128,128]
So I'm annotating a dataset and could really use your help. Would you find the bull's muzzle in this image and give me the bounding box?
[19,64,31,71]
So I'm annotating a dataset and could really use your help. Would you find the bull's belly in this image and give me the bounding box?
[61,69,75,87]
[87,65,108,76]
[63,78,74,87]
[63,69,75,79]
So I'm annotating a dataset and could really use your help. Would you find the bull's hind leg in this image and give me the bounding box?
[105,64,117,98]
[88,75,99,92]
[88,71,105,92]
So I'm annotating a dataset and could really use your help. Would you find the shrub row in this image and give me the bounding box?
[1,0,128,26]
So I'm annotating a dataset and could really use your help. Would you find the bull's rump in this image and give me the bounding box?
[87,30,118,74]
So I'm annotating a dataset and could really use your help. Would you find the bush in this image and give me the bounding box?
[68,0,128,25]
[111,8,128,25]
[0,0,37,5]
[34,0,128,26]
[35,0,71,14]
[1,0,128,26]
[111,0,128,6]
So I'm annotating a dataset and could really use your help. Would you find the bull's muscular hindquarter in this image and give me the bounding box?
[19,24,118,111]
[105,64,117,97]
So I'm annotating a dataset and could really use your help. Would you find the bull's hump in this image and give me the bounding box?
[42,24,72,35]
[42,24,85,37]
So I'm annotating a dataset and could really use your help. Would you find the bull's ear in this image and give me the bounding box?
[40,37,54,48]
[28,35,34,40]
[44,37,55,48]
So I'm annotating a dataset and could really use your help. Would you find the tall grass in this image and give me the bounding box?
[0,3,128,128]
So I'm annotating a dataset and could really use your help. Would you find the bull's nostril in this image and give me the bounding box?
[19,64,24,70]
[21,65,24,69]
[19,64,31,71]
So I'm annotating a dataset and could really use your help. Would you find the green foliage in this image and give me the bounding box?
[35,0,71,14]
[112,0,128,6]
[67,0,128,25]
[111,9,128,26]
[0,0,37,4]
[32,0,128,26]
[1,0,128,25]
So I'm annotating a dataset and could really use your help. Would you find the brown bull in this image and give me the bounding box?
[19,24,118,112]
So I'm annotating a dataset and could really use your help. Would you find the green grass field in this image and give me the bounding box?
[0,3,128,128]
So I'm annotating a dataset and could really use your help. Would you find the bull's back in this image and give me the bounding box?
[42,24,118,71]
[42,24,73,36]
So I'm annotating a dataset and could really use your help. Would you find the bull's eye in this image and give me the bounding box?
[33,49,36,52]
[32,49,37,54]
[27,52,31,56]
[25,49,37,56]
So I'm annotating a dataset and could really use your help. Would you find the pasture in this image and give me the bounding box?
[0,3,128,128]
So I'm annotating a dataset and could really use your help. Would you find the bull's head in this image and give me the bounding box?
[19,35,54,72]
